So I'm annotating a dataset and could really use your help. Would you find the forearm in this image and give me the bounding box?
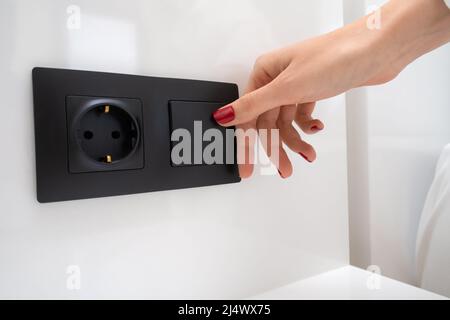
[379,0,450,67]
[330,0,450,86]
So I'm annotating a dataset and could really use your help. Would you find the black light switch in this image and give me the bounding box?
[169,101,233,167]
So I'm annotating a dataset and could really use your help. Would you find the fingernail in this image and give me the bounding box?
[213,105,235,124]
[299,152,312,163]
[311,125,321,131]
[277,169,286,179]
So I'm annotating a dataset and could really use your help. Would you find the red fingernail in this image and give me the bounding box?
[299,152,312,163]
[213,105,235,124]
[311,125,321,131]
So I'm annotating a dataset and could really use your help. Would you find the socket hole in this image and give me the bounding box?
[111,131,121,139]
[84,130,93,140]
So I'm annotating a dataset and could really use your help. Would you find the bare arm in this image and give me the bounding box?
[213,0,450,179]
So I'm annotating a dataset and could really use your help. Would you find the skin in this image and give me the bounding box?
[214,0,450,179]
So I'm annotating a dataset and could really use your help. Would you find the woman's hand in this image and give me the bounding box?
[213,0,450,179]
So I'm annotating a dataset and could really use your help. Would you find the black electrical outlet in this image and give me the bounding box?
[32,67,240,203]
[66,95,144,173]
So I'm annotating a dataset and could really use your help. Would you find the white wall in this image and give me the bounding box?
[0,0,349,299]
[367,44,450,285]
[345,0,450,287]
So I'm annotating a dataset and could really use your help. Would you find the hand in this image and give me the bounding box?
[213,0,450,179]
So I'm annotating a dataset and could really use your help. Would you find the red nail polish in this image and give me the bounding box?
[299,152,312,163]
[311,125,321,131]
[213,105,235,124]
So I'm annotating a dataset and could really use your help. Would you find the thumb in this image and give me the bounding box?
[212,82,282,127]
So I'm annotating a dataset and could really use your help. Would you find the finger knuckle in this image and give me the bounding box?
[257,117,274,129]
[276,118,291,129]
[254,54,269,70]
[239,95,257,118]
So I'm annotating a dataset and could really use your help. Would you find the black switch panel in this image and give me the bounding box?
[32,67,240,203]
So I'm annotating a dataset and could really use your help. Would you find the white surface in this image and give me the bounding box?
[250,266,446,300]
[345,0,450,288]
[0,0,348,299]
[343,0,373,270]
[416,145,450,297]
[367,42,450,286]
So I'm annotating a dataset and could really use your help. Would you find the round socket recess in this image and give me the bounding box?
[66,95,144,173]
[77,104,139,163]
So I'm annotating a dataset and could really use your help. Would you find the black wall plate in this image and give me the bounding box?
[32,67,240,203]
